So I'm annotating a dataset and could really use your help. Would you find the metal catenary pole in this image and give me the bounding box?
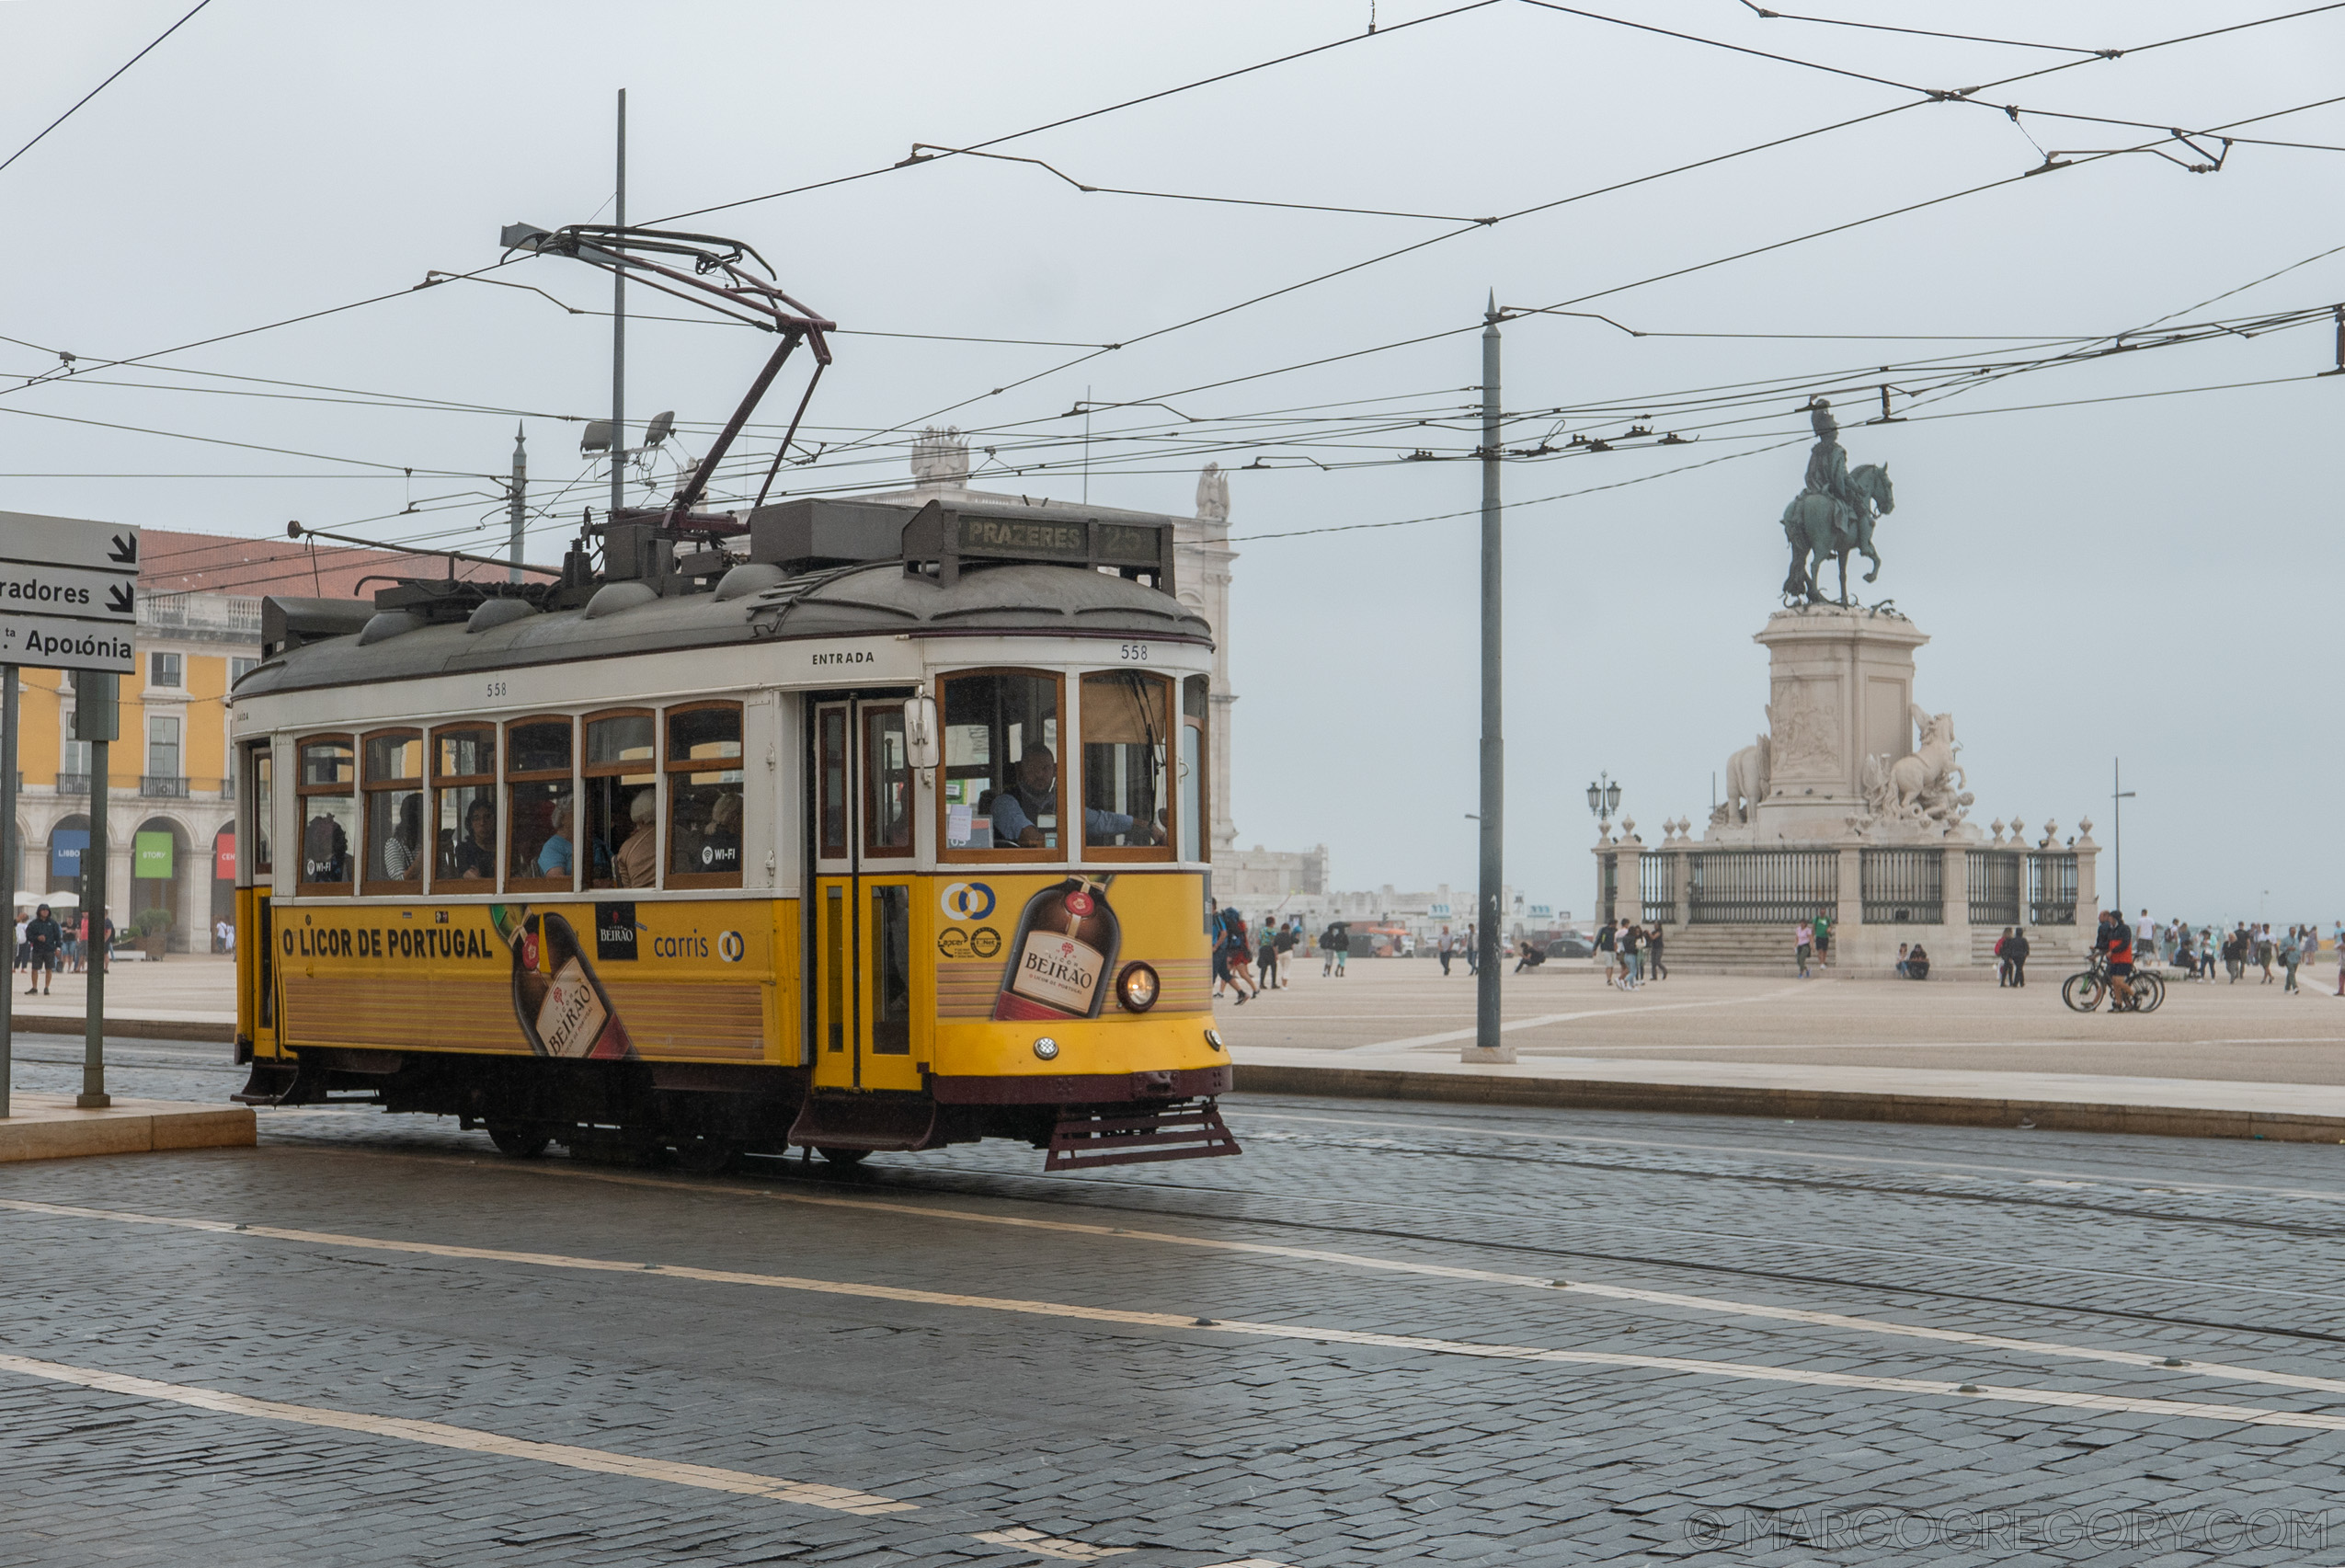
[0,664,15,1119]
[1469,292,1511,1062]
[80,691,110,1109]
[508,424,527,582]
[610,88,627,523]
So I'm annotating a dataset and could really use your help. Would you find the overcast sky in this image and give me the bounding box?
[2,1,2338,924]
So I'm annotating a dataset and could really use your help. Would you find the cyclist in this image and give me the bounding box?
[2095,909,2137,1011]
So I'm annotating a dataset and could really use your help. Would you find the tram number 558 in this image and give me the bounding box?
[1117,643,1149,662]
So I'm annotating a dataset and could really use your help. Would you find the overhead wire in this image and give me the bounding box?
[0,0,215,177]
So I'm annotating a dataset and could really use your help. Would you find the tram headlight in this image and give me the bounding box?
[1032,1036,1059,1060]
[1115,961,1161,1013]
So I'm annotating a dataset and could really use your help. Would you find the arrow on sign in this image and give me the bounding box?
[107,582,134,614]
[108,532,137,566]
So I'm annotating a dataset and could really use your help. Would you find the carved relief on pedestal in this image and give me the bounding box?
[1765,679,1841,778]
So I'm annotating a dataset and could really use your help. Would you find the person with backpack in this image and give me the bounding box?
[1595,920,1618,985]
[22,904,61,997]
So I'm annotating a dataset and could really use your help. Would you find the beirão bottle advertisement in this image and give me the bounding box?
[994,874,1121,1022]
[492,904,635,1059]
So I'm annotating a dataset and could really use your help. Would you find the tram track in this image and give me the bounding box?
[241,1120,2345,1352]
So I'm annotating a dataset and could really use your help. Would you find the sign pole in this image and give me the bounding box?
[1466,292,1513,1064]
[76,673,115,1110]
[0,665,15,1119]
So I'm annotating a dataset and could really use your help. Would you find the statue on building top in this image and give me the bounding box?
[1780,399,1894,606]
[910,426,970,489]
[1195,462,1230,523]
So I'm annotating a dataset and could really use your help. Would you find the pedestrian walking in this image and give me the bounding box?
[1321,921,1349,977]
[1257,922,1278,991]
[1273,920,1296,987]
[1812,908,1832,968]
[1437,926,1454,977]
[1645,923,1666,981]
[2008,927,2030,988]
[1619,921,1643,989]
[1464,924,1479,977]
[1796,921,1813,979]
[2282,932,2302,993]
[23,903,61,997]
[1995,926,2013,986]
[1595,920,1619,985]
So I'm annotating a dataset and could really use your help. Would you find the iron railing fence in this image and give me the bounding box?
[2028,853,2079,925]
[1861,848,1944,925]
[1969,852,2021,927]
[1640,853,1677,925]
[1687,850,1838,925]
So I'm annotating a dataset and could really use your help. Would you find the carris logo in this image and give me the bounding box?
[716,931,745,962]
[941,882,995,921]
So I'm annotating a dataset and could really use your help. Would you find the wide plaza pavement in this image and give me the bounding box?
[8,1033,2345,1562]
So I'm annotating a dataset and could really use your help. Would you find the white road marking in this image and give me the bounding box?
[971,1527,1131,1560]
[0,1350,911,1515]
[1341,986,1809,1052]
[7,1197,2344,1433]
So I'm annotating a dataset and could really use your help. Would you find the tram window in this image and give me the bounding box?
[295,736,355,893]
[505,717,577,893]
[586,711,658,890]
[667,703,743,887]
[817,707,848,861]
[1079,671,1172,861]
[1184,673,1209,865]
[245,743,272,877]
[361,730,425,892]
[871,884,911,1054]
[864,707,912,858]
[937,670,1060,859]
[433,725,497,887]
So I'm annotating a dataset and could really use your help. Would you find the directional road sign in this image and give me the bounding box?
[0,511,139,576]
[0,615,133,672]
[0,510,141,671]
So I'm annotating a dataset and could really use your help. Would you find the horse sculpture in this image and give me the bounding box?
[1781,463,1893,605]
[1861,705,1968,826]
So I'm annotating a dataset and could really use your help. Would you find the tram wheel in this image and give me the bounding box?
[672,1139,743,1177]
[486,1123,551,1160]
[816,1147,871,1168]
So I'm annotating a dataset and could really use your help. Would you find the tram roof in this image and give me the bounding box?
[239,555,1211,699]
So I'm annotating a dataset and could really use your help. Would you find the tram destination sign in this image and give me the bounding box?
[0,510,142,671]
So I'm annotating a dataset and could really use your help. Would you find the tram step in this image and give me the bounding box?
[786,1092,941,1152]
[1045,1102,1242,1172]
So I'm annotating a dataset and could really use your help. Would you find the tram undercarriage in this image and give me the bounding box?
[234,1051,1238,1173]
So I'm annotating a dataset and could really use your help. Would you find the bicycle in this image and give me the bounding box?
[2062,951,2165,1013]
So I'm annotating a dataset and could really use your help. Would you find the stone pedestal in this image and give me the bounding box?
[1744,606,1928,841]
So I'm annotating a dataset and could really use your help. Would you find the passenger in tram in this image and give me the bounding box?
[535,797,607,879]
[383,795,424,881]
[989,743,1162,848]
[303,810,349,883]
[698,791,743,873]
[451,798,497,880]
[613,790,658,887]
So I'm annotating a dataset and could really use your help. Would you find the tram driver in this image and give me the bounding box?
[988,742,1162,849]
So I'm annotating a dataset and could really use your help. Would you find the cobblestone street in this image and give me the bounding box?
[8,1040,2345,1564]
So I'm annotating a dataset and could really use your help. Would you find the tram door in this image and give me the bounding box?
[809,698,921,1093]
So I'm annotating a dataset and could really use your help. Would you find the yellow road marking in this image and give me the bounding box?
[0,1350,911,1515]
[6,1196,2345,1432]
[971,1527,1131,1560]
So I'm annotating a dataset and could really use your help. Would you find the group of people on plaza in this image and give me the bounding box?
[11,905,117,994]
[1209,902,1307,1002]
[2099,908,2333,994]
[1596,918,1667,988]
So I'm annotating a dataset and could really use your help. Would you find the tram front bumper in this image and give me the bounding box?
[928,1063,1230,1105]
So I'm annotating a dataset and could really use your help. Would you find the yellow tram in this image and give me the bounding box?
[230,497,1238,1171]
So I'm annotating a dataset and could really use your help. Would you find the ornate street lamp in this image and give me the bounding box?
[1586,772,1622,823]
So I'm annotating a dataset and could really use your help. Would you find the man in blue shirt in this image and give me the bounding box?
[988,743,1161,849]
